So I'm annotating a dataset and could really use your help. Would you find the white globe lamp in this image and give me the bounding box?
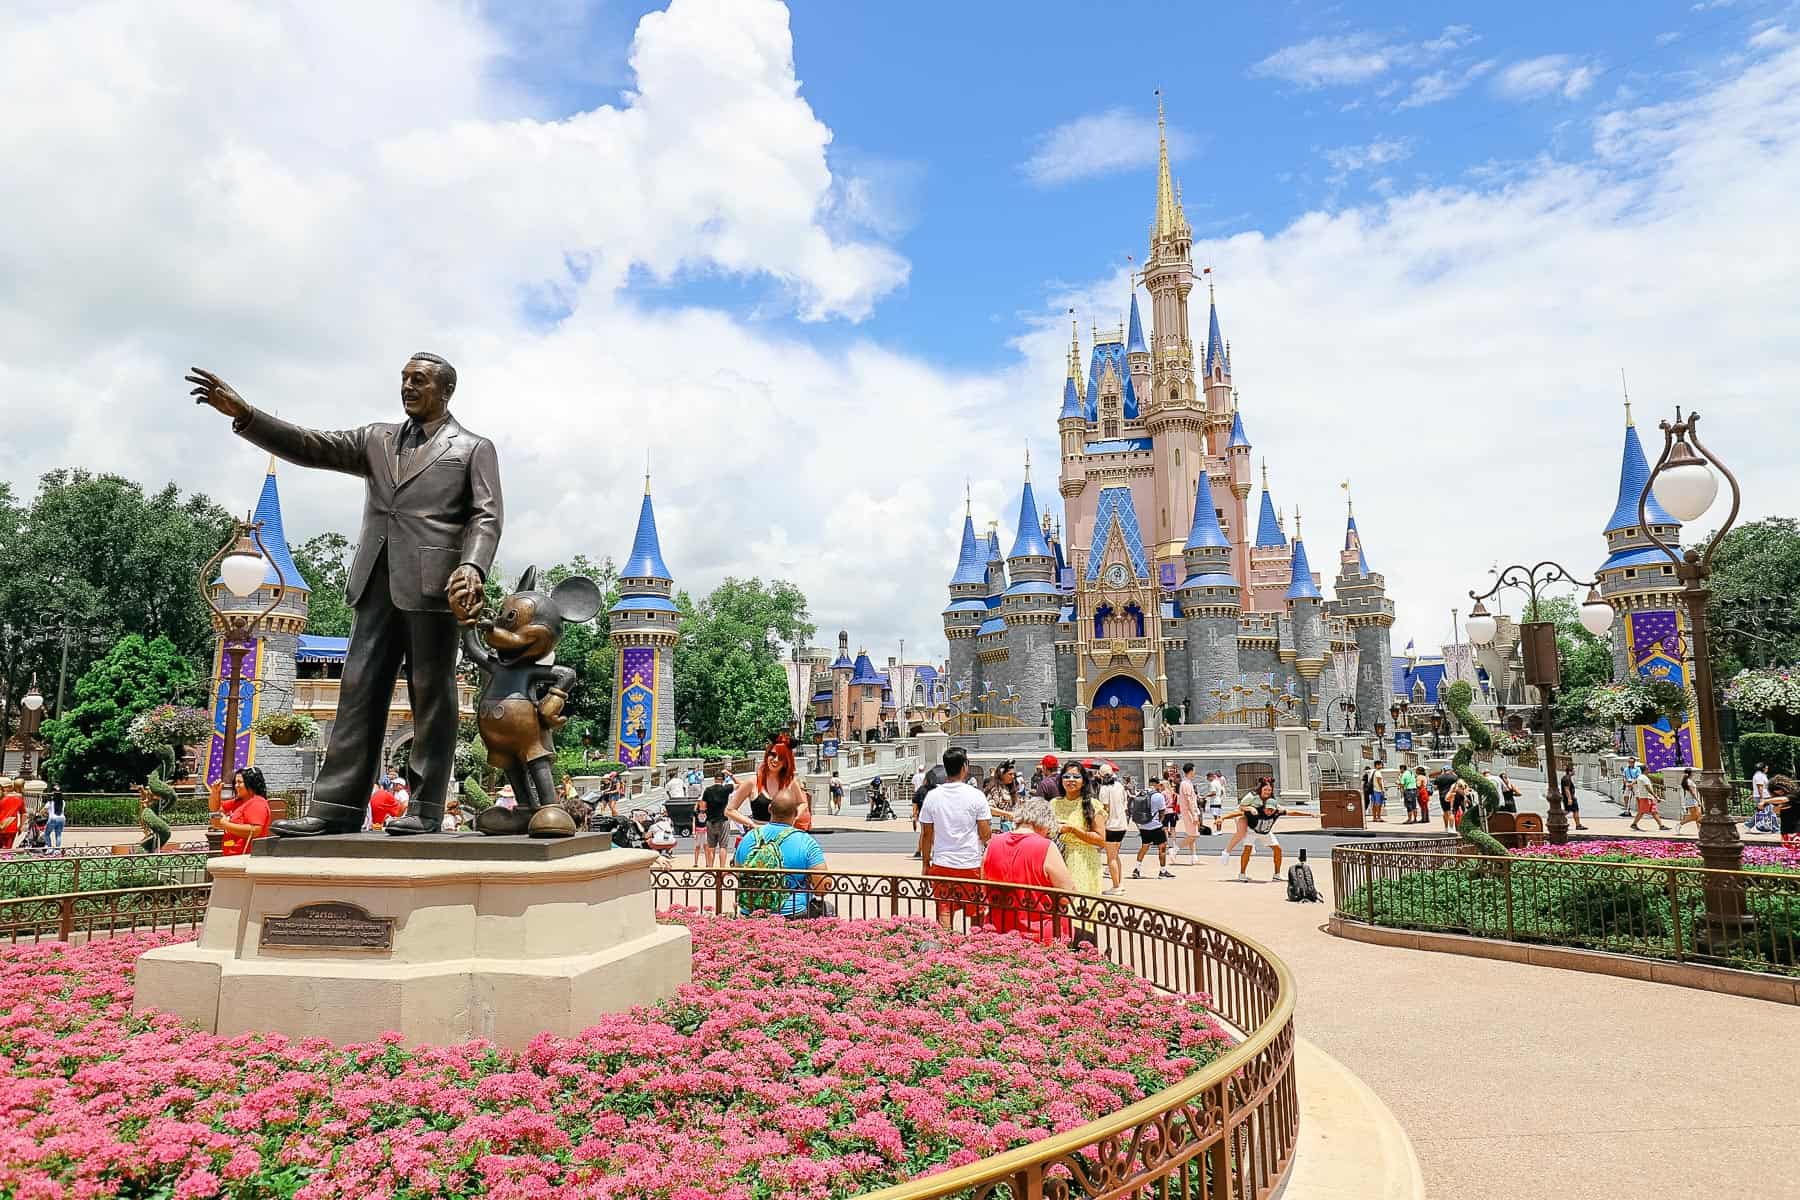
[1465,599,1498,646]
[219,530,268,598]
[1579,588,1616,637]
[1650,436,1718,523]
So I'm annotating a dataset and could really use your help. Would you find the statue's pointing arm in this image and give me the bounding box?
[234,408,371,477]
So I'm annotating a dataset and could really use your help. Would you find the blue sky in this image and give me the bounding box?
[522,0,1772,367]
[5,0,1798,664]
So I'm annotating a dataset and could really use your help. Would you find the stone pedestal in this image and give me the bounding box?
[1275,725,1316,807]
[135,832,690,1050]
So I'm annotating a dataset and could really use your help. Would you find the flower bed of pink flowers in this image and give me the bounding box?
[0,911,1231,1200]
[1515,838,1800,871]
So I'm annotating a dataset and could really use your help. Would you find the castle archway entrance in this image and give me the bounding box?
[1087,675,1149,753]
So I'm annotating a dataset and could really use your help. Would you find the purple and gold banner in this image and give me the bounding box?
[616,646,656,767]
[1626,608,1699,771]
[205,636,264,786]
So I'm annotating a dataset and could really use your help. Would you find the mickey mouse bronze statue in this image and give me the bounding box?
[463,566,601,837]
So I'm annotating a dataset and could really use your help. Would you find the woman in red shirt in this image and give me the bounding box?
[213,767,273,855]
[981,797,1074,943]
[0,781,23,851]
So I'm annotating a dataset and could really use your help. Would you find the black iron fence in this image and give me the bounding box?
[1333,845,1800,977]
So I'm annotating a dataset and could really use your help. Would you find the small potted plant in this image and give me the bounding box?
[251,710,319,747]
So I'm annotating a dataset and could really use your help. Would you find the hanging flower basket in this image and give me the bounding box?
[126,706,212,755]
[1723,668,1800,721]
[1586,681,1660,726]
[251,711,319,747]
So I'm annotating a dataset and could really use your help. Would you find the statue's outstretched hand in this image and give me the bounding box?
[447,564,486,625]
[187,368,249,421]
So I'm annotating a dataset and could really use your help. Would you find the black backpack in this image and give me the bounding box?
[1286,851,1323,903]
[1128,788,1152,826]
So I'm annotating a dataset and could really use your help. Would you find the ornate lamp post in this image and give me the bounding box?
[199,516,290,845]
[1636,408,1746,913]
[1465,564,1616,844]
[16,681,43,779]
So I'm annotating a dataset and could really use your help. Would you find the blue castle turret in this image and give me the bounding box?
[1595,403,1692,769]
[1178,470,1242,716]
[1001,457,1060,725]
[609,477,680,767]
[942,494,990,705]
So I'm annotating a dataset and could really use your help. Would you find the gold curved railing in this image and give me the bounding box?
[653,868,1298,1199]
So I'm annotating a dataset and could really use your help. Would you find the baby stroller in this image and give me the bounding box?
[866,779,895,821]
[21,810,49,851]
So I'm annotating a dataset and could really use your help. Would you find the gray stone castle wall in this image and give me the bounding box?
[1005,623,1059,719]
[1163,632,1189,714]
[1188,618,1240,716]
[1239,644,1280,682]
[948,638,976,714]
[1353,623,1392,734]
[1054,642,1077,710]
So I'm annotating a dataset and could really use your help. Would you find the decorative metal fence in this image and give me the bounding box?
[1332,845,1800,977]
[653,868,1298,1200]
[0,883,212,944]
[0,849,212,899]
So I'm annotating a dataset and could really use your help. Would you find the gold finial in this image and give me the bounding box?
[1621,368,1633,427]
[1261,457,1269,491]
[1294,506,1303,540]
[1231,387,1240,412]
[266,454,277,476]
[1153,88,1178,241]
[964,478,971,516]
[1341,478,1352,516]
[1023,444,1031,482]
[644,448,652,495]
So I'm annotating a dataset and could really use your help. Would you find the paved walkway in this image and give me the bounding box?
[827,848,1800,1200]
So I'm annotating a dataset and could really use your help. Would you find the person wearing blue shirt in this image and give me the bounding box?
[732,791,831,917]
[1620,755,1642,818]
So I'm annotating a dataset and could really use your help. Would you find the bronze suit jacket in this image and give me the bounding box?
[233,408,503,613]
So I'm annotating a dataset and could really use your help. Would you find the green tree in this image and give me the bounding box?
[1703,517,1800,677]
[1525,593,1615,729]
[673,577,814,750]
[290,531,355,637]
[0,470,232,756]
[40,634,203,789]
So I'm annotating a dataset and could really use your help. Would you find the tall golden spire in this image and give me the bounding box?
[1621,367,1633,427]
[1067,309,1083,395]
[1154,89,1179,242]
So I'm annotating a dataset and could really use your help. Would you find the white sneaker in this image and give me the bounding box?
[1237,873,1251,882]
[1102,886,1124,896]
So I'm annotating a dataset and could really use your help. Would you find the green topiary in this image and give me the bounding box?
[461,776,492,813]
[1443,679,1509,857]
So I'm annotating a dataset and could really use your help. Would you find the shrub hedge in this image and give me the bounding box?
[1345,860,1800,976]
[1737,732,1800,778]
[63,797,211,827]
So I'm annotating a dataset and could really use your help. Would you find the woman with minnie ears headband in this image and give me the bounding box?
[727,732,813,832]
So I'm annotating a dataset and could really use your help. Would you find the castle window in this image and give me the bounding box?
[1175,448,1181,465]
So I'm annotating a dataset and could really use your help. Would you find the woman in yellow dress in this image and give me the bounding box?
[1051,761,1107,939]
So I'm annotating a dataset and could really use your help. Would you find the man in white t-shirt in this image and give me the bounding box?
[918,747,992,928]
[1752,764,1771,801]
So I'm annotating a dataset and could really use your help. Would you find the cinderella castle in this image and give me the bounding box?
[944,101,1396,754]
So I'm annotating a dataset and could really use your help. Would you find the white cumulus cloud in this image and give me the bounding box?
[1023,107,1193,186]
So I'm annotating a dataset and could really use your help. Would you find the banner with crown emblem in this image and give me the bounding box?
[205,636,263,786]
[1626,608,1699,770]
[615,646,657,767]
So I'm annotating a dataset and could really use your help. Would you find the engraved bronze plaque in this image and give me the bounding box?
[259,901,394,952]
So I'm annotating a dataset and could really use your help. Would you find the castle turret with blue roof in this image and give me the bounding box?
[1284,511,1326,719]
[205,460,311,792]
[1595,401,1695,769]
[1000,455,1060,722]
[609,475,680,767]
[1330,487,1396,727]
[943,491,991,706]
[1177,468,1242,716]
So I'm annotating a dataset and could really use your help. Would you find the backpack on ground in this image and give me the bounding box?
[1128,789,1153,826]
[1286,850,1323,903]
[737,828,794,915]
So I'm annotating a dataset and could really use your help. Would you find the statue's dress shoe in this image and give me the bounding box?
[528,806,577,838]
[270,815,360,838]
[475,807,531,836]
[382,814,442,836]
